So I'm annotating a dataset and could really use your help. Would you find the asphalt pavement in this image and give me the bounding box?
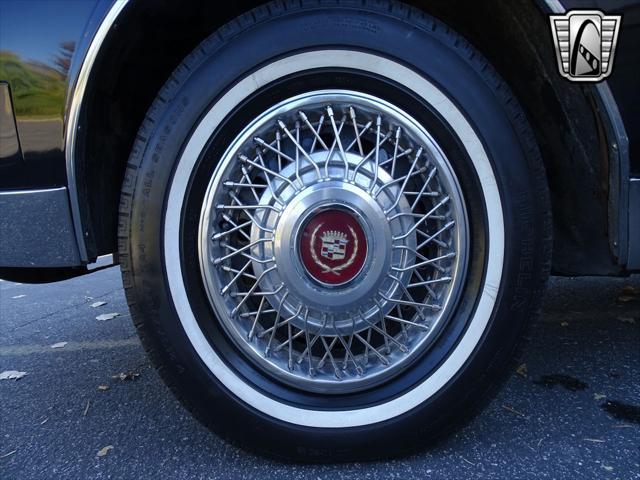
[1,267,639,479]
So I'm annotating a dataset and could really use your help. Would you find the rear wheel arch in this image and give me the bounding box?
[74,0,614,271]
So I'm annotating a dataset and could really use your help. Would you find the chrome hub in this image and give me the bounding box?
[199,90,468,393]
[252,153,415,336]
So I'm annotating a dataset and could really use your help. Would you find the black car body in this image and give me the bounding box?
[0,0,638,279]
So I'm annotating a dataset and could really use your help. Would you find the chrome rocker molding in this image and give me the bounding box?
[64,0,130,263]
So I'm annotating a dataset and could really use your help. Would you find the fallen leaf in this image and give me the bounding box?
[617,295,635,303]
[617,316,636,324]
[516,363,528,378]
[90,301,107,308]
[11,294,26,299]
[0,370,27,380]
[98,385,109,391]
[560,321,569,327]
[96,313,120,321]
[621,285,639,296]
[50,341,68,349]
[594,393,606,401]
[96,445,113,457]
[112,372,140,381]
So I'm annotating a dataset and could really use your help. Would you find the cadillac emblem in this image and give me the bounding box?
[299,209,367,286]
[320,230,349,261]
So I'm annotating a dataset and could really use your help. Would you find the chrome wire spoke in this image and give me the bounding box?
[200,90,467,393]
[323,111,347,177]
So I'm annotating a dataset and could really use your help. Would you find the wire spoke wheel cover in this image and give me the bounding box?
[199,90,468,393]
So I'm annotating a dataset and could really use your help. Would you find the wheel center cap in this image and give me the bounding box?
[299,209,367,286]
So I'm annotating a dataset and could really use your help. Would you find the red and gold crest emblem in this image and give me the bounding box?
[299,209,367,286]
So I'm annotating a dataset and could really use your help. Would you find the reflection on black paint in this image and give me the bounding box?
[0,48,67,118]
[0,46,73,187]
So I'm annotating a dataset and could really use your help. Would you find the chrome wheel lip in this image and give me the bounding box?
[198,89,469,394]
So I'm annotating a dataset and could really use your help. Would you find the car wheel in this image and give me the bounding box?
[118,0,551,461]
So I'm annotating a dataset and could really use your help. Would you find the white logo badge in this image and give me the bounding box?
[549,10,621,82]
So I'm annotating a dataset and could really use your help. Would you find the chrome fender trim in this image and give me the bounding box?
[64,0,130,262]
